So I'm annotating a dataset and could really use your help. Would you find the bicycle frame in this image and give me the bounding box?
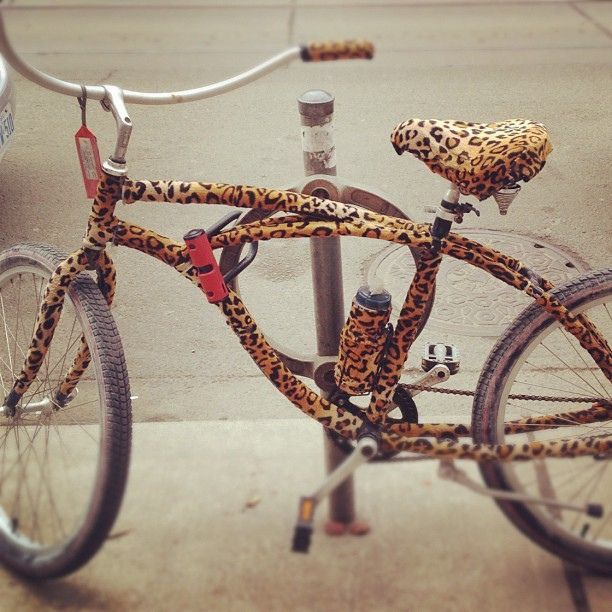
[3,5,612,580]
[0,8,609,463]
[3,171,610,462]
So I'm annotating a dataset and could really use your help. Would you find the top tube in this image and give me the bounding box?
[0,10,301,104]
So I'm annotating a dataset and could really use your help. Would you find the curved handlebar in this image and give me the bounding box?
[0,10,373,105]
[0,13,301,104]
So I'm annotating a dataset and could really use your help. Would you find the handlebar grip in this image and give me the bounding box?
[300,40,374,62]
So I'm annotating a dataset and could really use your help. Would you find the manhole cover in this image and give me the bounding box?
[369,229,590,337]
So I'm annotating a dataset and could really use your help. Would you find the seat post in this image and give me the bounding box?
[444,184,460,204]
[429,184,460,254]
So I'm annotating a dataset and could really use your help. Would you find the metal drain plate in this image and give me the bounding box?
[369,229,590,337]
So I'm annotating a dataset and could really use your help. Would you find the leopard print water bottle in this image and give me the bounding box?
[334,286,392,395]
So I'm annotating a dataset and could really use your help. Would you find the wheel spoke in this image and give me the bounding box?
[568,461,609,532]
[520,361,602,398]
[0,294,15,378]
[10,275,22,384]
[538,342,605,397]
[559,326,608,397]
[62,412,98,444]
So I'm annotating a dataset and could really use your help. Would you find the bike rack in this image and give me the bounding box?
[298,90,369,536]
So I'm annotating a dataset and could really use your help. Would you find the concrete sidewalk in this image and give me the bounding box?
[0,420,609,612]
[0,0,611,609]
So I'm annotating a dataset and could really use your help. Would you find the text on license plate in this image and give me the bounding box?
[0,103,15,160]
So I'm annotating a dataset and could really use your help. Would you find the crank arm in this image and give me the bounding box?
[438,461,603,518]
[404,364,450,397]
[292,436,378,553]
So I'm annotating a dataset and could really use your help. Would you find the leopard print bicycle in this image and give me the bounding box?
[0,31,609,579]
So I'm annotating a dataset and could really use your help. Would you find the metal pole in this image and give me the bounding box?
[298,90,368,535]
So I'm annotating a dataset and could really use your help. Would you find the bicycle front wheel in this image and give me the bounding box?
[473,268,612,574]
[0,243,131,578]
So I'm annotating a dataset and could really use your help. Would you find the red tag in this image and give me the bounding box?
[75,125,103,199]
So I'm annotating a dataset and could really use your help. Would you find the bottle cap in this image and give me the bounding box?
[355,286,392,311]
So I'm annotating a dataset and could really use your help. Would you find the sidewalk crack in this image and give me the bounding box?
[570,2,612,40]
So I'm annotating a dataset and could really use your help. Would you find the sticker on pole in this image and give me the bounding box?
[75,125,102,199]
[301,123,337,169]
[301,123,335,153]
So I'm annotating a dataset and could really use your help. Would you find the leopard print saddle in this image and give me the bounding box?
[390,118,552,201]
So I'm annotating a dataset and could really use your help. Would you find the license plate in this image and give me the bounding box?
[0,103,15,162]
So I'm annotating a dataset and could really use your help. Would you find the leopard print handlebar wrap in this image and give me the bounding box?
[300,40,374,62]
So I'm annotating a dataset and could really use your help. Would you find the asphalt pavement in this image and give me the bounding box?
[0,1,611,610]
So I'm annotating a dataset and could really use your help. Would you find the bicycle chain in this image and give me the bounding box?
[401,383,608,405]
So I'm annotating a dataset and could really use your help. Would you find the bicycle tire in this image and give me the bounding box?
[472,268,612,574]
[0,243,132,579]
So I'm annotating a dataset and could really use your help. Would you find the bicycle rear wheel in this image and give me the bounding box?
[473,269,611,574]
[0,243,131,578]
